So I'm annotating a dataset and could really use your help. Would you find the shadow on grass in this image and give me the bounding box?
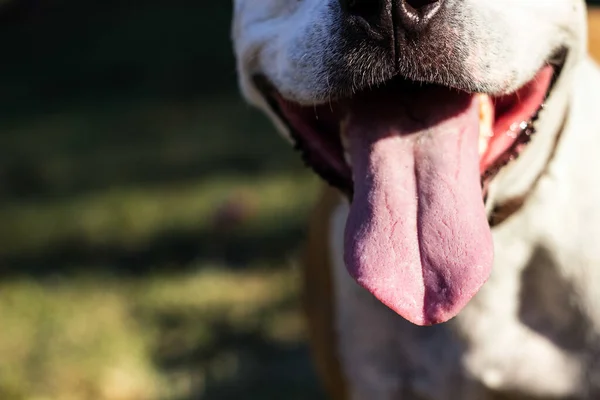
[0,220,306,278]
[0,95,302,202]
[148,299,327,400]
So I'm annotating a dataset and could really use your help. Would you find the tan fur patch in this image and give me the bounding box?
[589,7,600,61]
[301,184,348,400]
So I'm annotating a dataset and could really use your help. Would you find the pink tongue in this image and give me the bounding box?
[344,87,494,326]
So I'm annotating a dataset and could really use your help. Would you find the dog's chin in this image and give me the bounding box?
[253,53,565,326]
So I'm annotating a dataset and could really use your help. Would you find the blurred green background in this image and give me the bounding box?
[0,1,324,399]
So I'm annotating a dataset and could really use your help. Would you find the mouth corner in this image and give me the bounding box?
[253,74,355,197]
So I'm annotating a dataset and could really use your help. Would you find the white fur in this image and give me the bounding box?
[233,0,600,397]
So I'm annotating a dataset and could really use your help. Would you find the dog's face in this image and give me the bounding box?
[232,0,586,326]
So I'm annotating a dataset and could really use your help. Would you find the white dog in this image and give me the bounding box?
[232,0,600,398]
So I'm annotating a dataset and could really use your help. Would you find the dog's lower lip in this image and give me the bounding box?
[254,56,564,199]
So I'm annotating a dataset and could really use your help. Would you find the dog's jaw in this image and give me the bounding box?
[232,0,587,205]
[268,66,557,325]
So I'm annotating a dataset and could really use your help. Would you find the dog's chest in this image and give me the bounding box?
[328,202,587,400]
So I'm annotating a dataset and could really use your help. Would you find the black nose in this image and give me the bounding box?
[341,0,443,33]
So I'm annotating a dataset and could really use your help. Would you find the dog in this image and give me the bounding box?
[233,1,600,398]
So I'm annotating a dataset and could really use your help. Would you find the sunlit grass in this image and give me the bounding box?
[0,267,311,400]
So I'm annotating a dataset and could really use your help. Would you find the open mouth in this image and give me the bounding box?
[254,54,564,326]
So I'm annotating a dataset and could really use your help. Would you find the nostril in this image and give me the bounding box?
[405,0,439,10]
[342,0,384,21]
[397,0,443,31]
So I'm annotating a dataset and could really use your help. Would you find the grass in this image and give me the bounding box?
[0,97,324,399]
[0,267,322,400]
[0,1,325,399]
